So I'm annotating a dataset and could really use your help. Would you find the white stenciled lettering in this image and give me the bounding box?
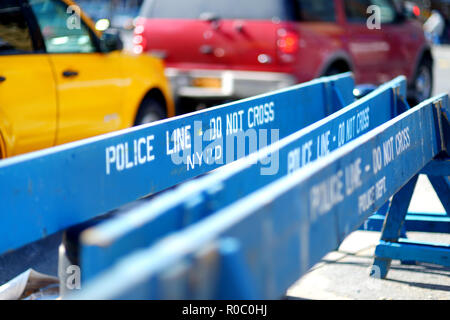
[288,148,300,175]
[248,101,275,128]
[105,135,156,175]
[358,176,387,214]
[317,130,331,158]
[146,135,155,162]
[356,107,370,134]
[138,137,147,164]
[125,143,133,169]
[310,170,344,220]
[209,117,222,140]
[106,147,116,175]
[346,115,356,141]
[358,186,375,214]
[395,127,410,156]
[383,136,394,167]
[166,125,192,155]
[372,147,382,174]
[187,145,222,171]
[338,122,345,147]
[302,140,313,167]
[116,144,125,171]
[375,176,387,200]
[345,158,362,196]
[226,111,244,135]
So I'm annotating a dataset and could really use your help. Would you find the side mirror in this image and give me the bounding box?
[100,29,123,53]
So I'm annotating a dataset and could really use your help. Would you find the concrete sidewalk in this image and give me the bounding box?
[287,230,450,300]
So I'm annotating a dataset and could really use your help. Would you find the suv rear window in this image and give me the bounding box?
[141,0,293,20]
[344,0,400,24]
[296,0,336,22]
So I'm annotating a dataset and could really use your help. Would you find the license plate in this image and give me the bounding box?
[192,77,222,89]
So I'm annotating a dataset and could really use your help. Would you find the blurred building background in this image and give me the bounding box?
[405,0,450,43]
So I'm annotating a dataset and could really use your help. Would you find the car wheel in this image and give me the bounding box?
[134,97,167,126]
[324,67,342,77]
[411,59,433,104]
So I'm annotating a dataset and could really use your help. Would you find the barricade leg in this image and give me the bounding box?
[217,238,259,300]
[428,176,450,213]
[372,171,450,277]
[361,201,408,238]
[371,175,419,279]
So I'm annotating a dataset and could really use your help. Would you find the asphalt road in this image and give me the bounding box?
[287,231,450,300]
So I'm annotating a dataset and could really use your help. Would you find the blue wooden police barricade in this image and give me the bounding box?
[72,94,449,299]
[0,73,356,256]
[75,76,409,282]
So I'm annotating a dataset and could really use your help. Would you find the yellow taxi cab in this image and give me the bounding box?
[0,0,175,158]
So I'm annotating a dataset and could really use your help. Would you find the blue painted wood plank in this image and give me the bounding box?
[375,240,450,267]
[421,160,450,176]
[0,73,360,255]
[360,214,450,233]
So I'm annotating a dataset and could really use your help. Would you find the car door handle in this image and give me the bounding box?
[0,76,6,82]
[62,70,79,78]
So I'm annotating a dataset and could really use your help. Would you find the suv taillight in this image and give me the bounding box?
[277,29,299,62]
[133,19,147,54]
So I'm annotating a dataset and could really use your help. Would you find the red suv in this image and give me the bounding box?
[134,0,433,111]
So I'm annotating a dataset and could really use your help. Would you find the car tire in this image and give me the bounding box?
[324,67,342,77]
[410,58,433,105]
[134,97,167,126]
